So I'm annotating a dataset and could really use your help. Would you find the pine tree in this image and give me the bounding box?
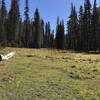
[23,0,30,47]
[44,22,48,47]
[44,22,52,48]
[67,4,79,50]
[55,17,60,48]
[40,19,44,47]
[7,0,20,46]
[31,21,35,47]
[34,8,43,48]
[96,4,100,50]
[0,0,7,46]
[55,18,65,49]
[78,5,84,50]
[28,20,34,48]
[91,0,99,50]
[83,0,91,51]
[18,18,23,47]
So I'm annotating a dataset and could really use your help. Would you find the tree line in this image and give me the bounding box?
[67,0,100,51]
[0,0,100,51]
[0,0,55,48]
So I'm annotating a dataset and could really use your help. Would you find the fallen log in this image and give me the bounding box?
[0,52,16,61]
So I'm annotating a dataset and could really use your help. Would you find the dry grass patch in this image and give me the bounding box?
[0,47,100,100]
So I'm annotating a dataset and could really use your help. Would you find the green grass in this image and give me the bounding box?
[0,47,100,100]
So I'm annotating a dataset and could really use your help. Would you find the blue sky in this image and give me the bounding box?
[5,0,100,31]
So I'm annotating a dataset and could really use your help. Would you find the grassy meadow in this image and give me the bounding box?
[0,47,100,100]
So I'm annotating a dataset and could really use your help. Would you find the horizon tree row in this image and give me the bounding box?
[67,0,100,51]
[0,0,55,48]
[0,0,100,51]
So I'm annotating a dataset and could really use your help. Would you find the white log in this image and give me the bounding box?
[1,52,16,61]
